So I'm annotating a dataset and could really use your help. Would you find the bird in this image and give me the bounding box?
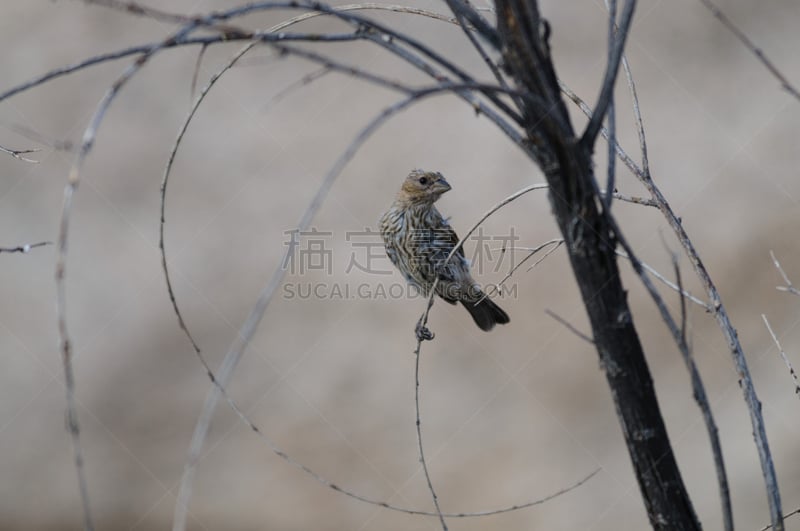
[379,169,509,338]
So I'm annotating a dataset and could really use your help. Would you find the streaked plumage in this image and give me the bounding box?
[379,169,510,332]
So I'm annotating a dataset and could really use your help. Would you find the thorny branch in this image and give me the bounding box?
[670,251,733,531]
[0,241,52,253]
[0,143,40,163]
[771,250,800,297]
[760,507,800,531]
[762,315,800,399]
[697,0,800,102]
[544,309,594,345]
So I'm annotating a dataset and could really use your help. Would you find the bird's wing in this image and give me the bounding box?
[383,238,400,268]
[439,220,466,260]
[430,220,469,284]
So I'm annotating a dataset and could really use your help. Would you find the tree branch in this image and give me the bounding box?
[495,1,702,527]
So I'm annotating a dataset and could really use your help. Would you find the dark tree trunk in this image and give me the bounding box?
[493,2,701,528]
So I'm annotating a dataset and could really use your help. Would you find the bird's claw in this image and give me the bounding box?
[415,321,434,342]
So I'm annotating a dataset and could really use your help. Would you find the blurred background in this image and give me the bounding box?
[1,0,799,529]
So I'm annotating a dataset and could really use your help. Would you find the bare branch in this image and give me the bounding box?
[697,0,800,102]
[609,191,657,207]
[413,296,447,530]
[760,507,800,531]
[770,250,800,297]
[620,53,650,176]
[545,309,594,344]
[480,239,563,302]
[1,123,74,152]
[261,66,332,113]
[444,0,516,109]
[443,0,500,48]
[0,241,52,253]
[615,251,711,311]
[581,0,636,148]
[78,0,193,24]
[671,252,733,531]
[189,43,208,100]
[762,315,800,399]
[0,144,40,163]
[603,0,618,210]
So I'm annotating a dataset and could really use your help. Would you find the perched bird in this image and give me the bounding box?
[379,169,510,336]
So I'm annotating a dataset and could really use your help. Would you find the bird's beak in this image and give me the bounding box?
[432,177,451,194]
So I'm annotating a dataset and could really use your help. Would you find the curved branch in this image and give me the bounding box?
[697,0,800,102]
[580,0,636,148]
[173,82,528,531]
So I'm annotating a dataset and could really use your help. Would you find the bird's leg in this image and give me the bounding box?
[415,296,435,342]
[415,316,434,342]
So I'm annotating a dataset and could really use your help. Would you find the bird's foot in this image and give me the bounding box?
[415,319,434,342]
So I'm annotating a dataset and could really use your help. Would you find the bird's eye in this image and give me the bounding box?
[418,176,429,185]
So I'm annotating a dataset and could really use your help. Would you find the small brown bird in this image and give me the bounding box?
[379,169,509,336]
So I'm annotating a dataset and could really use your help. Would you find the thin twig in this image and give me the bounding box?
[0,2,529,158]
[261,66,332,113]
[671,251,733,531]
[190,43,208,100]
[165,297,600,522]
[581,0,636,147]
[760,507,800,531]
[602,0,650,176]
[621,56,649,176]
[762,315,800,398]
[0,33,353,104]
[609,191,657,207]
[218,342,600,517]
[545,309,594,344]
[0,4,448,102]
[480,239,563,302]
[603,0,617,210]
[79,0,193,24]
[770,250,800,297]
[616,251,710,311]
[0,241,52,253]
[445,0,518,108]
[443,0,500,48]
[697,0,800,102]
[1,123,74,152]
[413,295,447,530]
[0,144,40,163]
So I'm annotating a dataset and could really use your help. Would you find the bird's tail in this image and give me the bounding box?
[461,297,509,332]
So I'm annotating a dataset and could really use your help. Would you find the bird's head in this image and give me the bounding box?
[398,169,452,204]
